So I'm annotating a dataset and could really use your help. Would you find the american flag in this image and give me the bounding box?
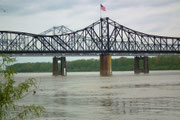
[100,4,106,11]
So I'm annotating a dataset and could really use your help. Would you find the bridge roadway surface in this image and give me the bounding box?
[0,17,180,57]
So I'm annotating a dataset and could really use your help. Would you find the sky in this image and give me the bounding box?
[0,0,180,63]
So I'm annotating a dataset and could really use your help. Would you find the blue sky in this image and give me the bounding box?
[0,0,180,63]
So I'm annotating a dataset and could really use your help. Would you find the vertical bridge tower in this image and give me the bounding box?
[99,18,112,76]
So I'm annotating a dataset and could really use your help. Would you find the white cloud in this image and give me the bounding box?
[1,0,179,35]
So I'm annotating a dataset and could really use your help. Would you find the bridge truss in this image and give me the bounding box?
[40,25,73,35]
[0,17,180,56]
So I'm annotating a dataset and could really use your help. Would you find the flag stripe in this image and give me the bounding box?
[100,4,106,11]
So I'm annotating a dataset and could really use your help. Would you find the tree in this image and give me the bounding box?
[0,55,44,120]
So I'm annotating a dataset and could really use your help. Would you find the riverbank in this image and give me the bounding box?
[10,56,180,72]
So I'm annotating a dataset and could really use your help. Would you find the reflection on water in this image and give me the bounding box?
[15,71,180,120]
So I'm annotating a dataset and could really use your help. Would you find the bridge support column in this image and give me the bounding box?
[100,54,112,76]
[144,56,149,73]
[53,57,67,76]
[61,57,67,76]
[134,56,149,74]
[134,57,140,74]
[53,57,59,76]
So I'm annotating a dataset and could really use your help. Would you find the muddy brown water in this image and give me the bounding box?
[14,71,180,120]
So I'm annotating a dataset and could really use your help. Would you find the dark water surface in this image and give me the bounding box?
[15,71,180,120]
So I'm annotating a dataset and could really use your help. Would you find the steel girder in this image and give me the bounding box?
[0,17,180,56]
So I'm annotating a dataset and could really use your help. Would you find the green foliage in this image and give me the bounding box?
[10,62,52,72]
[112,57,134,71]
[67,59,100,72]
[0,55,44,120]
[8,56,180,72]
[149,56,180,70]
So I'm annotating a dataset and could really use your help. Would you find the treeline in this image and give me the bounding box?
[9,56,180,72]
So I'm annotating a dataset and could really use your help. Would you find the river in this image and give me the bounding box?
[14,71,180,120]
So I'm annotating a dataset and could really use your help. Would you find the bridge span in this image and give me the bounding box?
[0,17,180,76]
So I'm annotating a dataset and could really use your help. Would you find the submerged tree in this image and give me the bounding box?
[0,55,44,120]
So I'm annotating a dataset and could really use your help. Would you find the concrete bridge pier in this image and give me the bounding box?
[134,56,149,74]
[100,54,112,76]
[61,57,67,76]
[53,57,67,76]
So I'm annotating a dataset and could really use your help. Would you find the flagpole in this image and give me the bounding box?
[100,0,102,19]
[100,6,102,18]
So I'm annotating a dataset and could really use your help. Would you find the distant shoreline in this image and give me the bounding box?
[9,56,180,73]
[13,69,180,73]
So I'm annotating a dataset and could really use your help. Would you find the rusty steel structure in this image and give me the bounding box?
[0,17,180,56]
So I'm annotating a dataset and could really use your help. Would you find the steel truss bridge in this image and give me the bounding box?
[0,17,180,56]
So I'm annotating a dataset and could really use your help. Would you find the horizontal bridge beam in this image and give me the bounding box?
[1,51,180,57]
